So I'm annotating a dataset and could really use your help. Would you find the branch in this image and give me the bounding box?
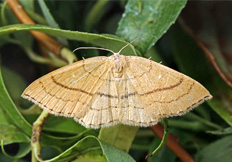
[7,0,77,64]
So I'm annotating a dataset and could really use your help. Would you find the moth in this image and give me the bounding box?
[22,44,212,129]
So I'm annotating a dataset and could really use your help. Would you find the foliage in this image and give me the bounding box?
[0,0,232,162]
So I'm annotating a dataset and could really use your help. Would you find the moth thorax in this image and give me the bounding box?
[112,61,123,78]
[112,55,125,78]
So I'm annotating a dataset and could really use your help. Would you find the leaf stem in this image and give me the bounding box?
[146,119,168,158]
[0,1,8,25]
[31,149,38,162]
[149,123,195,162]
[138,0,142,14]
[24,47,67,67]
[31,110,50,161]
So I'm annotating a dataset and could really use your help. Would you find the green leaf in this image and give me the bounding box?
[1,66,28,108]
[116,0,187,54]
[0,1,8,26]
[1,1,19,25]
[100,140,135,162]
[171,26,232,126]
[0,24,137,56]
[40,136,135,162]
[0,62,32,136]
[206,127,232,135]
[98,125,139,152]
[38,0,68,45]
[1,143,31,159]
[195,135,232,162]
[0,124,30,145]
[0,124,30,160]
[0,103,9,124]
[38,0,60,29]
[19,0,34,11]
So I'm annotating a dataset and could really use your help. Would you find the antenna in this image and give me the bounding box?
[73,35,156,55]
[73,47,115,54]
[116,34,156,55]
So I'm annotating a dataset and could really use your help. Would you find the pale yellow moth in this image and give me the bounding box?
[22,43,212,129]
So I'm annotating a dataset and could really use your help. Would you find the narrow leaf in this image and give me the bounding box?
[195,135,232,162]
[0,24,137,56]
[38,0,60,29]
[1,142,31,159]
[40,136,135,162]
[38,0,68,45]
[0,124,30,145]
[0,62,32,136]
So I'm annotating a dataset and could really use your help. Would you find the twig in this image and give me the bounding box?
[7,0,62,54]
[178,17,232,88]
[7,0,77,63]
